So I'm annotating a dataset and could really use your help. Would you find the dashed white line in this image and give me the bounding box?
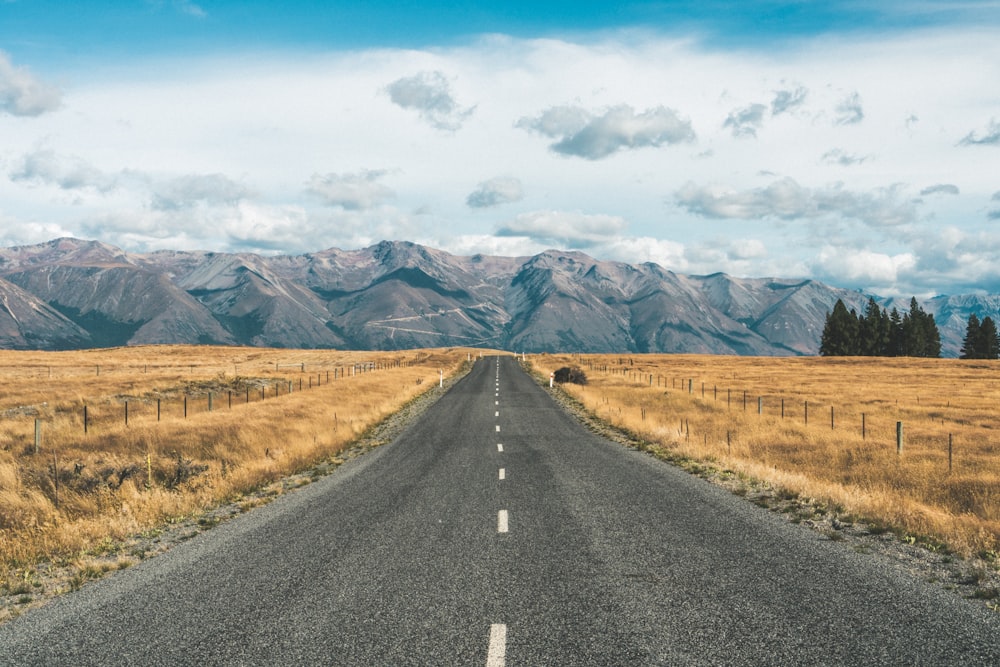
[486,623,507,667]
[497,510,509,533]
[496,424,500,432]
[497,443,503,452]
[498,468,505,480]
[495,411,499,417]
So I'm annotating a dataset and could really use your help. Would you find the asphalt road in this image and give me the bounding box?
[2,356,999,665]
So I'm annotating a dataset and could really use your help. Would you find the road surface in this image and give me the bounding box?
[2,356,999,665]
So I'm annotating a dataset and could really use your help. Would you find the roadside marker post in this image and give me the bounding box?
[549,372,554,388]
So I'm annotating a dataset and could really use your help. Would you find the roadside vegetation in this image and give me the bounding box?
[0,345,472,616]
[534,353,1000,562]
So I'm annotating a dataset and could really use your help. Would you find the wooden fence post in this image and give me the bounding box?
[896,421,903,455]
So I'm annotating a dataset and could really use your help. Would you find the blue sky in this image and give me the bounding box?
[2,1,1000,297]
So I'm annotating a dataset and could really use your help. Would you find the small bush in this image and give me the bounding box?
[553,366,588,385]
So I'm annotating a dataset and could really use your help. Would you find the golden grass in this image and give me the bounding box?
[0,345,477,584]
[531,353,1000,557]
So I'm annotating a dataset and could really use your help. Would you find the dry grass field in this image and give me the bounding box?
[0,345,473,603]
[530,353,1000,560]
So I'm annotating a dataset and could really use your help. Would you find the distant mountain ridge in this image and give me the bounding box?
[0,238,995,356]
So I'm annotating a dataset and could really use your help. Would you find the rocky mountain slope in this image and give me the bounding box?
[0,238,994,356]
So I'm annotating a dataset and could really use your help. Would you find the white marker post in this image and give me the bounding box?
[439,369,443,387]
[549,371,554,388]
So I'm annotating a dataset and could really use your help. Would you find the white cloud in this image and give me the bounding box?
[517,104,695,159]
[386,71,473,131]
[816,246,917,287]
[305,170,395,210]
[675,178,917,227]
[496,210,627,247]
[919,183,960,196]
[0,51,62,117]
[723,103,768,138]
[151,173,251,211]
[9,149,117,192]
[959,118,1000,146]
[771,86,808,115]
[834,92,864,125]
[821,149,870,166]
[466,177,523,208]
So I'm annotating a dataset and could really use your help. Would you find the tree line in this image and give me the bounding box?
[820,297,941,357]
[821,297,1000,359]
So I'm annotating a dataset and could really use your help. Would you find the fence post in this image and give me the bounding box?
[34,418,41,454]
[804,400,808,425]
[125,401,129,426]
[896,421,903,455]
[948,434,953,472]
[84,405,88,434]
[758,397,762,415]
[208,392,213,412]
[862,412,865,440]
[831,406,834,430]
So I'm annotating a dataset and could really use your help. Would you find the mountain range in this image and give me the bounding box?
[0,237,996,357]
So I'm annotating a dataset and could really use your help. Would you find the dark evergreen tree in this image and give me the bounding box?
[820,299,860,356]
[960,314,982,359]
[977,316,1000,360]
[887,307,904,357]
[858,297,889,356]
[901,297,940,358]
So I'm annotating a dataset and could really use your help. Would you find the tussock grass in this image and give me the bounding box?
[533,353,1000,558]
[0,345,474,593]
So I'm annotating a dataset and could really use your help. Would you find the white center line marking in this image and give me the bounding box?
[499,468,505,480]
[497,443,503,452]
[495,411,499,417]
[497,510,509,533]
[486,623,507,667]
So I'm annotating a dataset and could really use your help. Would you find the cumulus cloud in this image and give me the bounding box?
[771,86,808,116]
[919,184,960,196]
[834,92,864,125]
[517,104,695,160]
[675,178,917,227]
[496,210,627,247]
[152,173,251,211]
[305,170,395,210]
[466,177,524,208]
[816,246,917,286]
[9,149,117,192]
[959,118,1000,146]
[386,71,473,131]
[723,103,767,138]
[0,51,62,117]
[821,149,870,166]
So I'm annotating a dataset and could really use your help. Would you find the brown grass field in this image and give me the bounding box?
[529,354,1000,560]
[0,345,474,601]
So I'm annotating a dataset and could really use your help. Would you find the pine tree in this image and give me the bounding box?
[961,314,982,359]
[902,298,940,358]
[858,297,889,356]
[820,299,860,356]
[887,307,904,357]
[977,316,1000,360]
